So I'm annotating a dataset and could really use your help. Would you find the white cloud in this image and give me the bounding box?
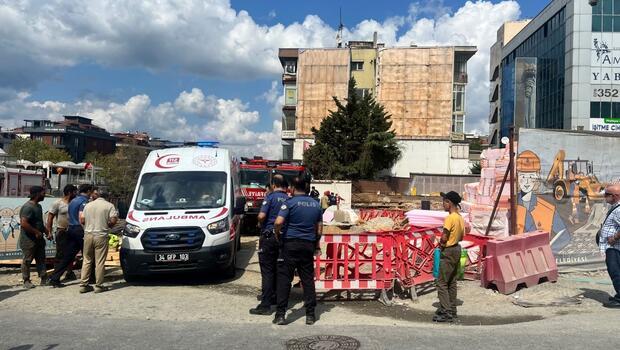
[0,0,522,148]
[174,88,208,114]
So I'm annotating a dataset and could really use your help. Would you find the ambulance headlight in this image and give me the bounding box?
[207,218,229,234]
[123,223,142,238]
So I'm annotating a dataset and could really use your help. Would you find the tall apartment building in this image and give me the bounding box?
[489,0,619,147]
[489,20,531,145]
[278,39,477,177]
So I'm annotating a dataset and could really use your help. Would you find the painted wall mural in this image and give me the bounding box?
[517,129,620,264]
[0,197,54,260]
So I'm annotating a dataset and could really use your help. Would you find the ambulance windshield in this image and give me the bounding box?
[134,171,227,210]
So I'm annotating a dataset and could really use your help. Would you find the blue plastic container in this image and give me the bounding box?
[432,247,441,278]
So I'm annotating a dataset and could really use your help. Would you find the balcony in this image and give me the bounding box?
[283,73,296,81]
[454,72,468,84]
[489,84,499,103]
[489,106,498,124]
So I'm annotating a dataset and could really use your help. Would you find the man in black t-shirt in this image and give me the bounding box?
[19,186,50,289]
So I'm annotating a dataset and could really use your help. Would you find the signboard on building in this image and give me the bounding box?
[281,130,296,139]
[514,57,537,128]
[590,33,620,132]
[590,118,620,131]
[450,132,464,141]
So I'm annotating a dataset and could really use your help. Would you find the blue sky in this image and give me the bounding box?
[0,1,544,157]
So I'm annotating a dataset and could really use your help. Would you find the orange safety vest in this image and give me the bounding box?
[516,195,557,234]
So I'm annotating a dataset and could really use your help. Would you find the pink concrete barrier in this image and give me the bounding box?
[481,231,558,294]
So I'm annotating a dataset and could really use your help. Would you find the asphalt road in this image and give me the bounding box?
[1,308,617,350]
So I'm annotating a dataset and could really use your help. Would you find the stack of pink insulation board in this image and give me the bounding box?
[461,147,513,238]
[405,209,447,228]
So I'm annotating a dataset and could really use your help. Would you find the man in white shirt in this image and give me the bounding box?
[600,184,620,308]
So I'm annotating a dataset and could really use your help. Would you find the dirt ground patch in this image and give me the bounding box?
[0,236,615,327]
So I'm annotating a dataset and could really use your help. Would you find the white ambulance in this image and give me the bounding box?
[120,143,244,280]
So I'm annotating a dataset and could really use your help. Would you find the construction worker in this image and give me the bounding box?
[249,174,289,315]
[433,191,465,323]
[516,150,568,252]
[273,177,323,326]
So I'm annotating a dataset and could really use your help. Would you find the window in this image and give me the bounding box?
[239,169,270,188]
[284,86,297,106]
[354,88,371,99]
[602,101,612,118]
[605,0,613,14]
[603,15,613,31]
[284,60,297,74]
[592,101,620,118]
[452,114,464,133]
[351,61,364,71]
[52,136,61,145]
[593,15,602,31]
[452,84,465,113]
[134,171,227,210]
[282,110,296,131]
[33,136,43,142]
[282,143,293,160]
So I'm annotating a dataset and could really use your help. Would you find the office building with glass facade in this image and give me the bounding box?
[489,0,619,147]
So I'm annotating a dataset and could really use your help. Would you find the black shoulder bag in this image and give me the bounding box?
[596,204,620,246]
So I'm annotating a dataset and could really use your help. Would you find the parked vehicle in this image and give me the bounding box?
[121,143,245,280]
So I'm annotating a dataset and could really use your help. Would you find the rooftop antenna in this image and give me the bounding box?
[336,7,344,48]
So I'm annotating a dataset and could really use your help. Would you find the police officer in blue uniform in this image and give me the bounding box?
[249,174,289,315]
[273,177,323,325]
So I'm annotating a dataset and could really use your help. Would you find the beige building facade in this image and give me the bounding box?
[279,40,477,176]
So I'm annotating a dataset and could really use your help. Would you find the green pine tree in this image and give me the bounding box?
[304,78,401,180]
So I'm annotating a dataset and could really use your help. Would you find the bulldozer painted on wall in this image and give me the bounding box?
[545,150,605,202]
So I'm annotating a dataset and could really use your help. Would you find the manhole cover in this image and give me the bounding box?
[286,335,360,350]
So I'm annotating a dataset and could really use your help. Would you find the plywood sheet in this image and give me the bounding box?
[406,49,430,64]
[429,82,452,101]
[429,48,454,65]
[405,101,428,119]
[427,118,450,137]
[430,65,452,83]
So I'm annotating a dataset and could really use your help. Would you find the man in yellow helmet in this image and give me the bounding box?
[516,150,568,252]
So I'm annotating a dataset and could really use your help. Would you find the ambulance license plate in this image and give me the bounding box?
[155,253,190,262]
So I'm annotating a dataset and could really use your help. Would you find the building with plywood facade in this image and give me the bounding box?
[279,39,477,177]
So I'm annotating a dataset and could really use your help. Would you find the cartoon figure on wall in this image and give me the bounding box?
[516,150,569,253]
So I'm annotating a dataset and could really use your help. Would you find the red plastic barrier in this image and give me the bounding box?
[315,231,394,291]
[481,231,558,294]
[358,209,405,223]
[393,226,442,289]
[461,233,493,280]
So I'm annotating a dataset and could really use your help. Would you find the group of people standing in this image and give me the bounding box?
[250,175,323,325]
[19,184,118,293]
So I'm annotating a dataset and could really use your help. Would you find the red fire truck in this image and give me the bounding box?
[239,157,311,234]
